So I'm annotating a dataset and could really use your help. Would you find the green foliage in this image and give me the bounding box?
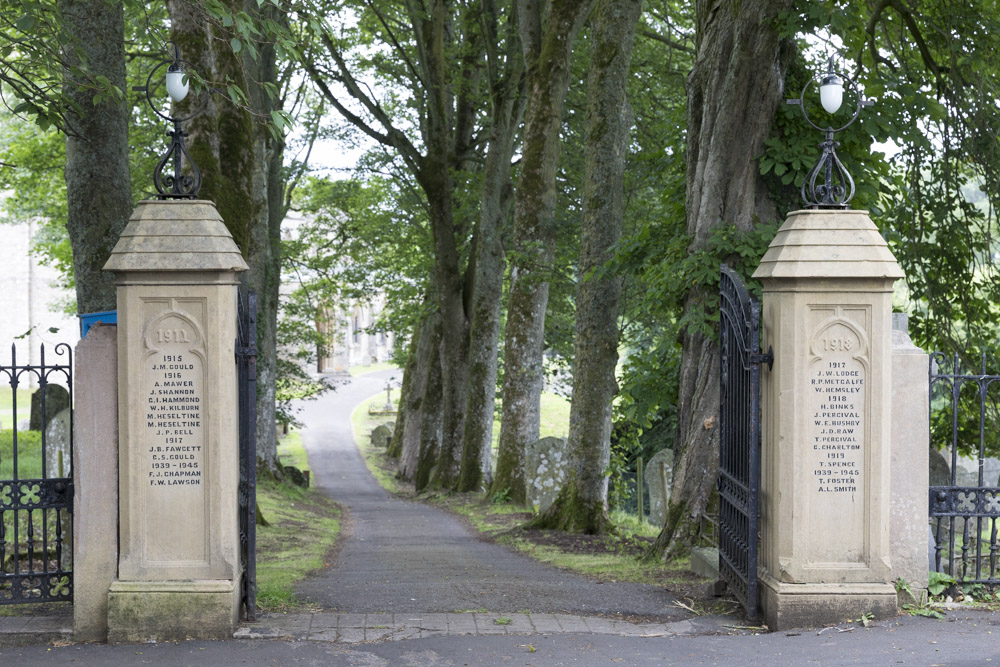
[927,570,956,597]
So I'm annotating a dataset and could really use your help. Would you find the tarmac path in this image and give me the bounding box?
[292,369,688,621]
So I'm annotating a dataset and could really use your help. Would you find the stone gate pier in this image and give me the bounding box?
[102,200,247,642]
[752,208,917,630]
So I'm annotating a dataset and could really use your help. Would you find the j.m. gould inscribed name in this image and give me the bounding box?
[144,321,204,488]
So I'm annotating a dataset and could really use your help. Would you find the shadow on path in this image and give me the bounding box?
[293,370,685,621]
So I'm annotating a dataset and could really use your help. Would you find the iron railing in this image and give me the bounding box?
[0,343,73,605]
[929,352,1000,583]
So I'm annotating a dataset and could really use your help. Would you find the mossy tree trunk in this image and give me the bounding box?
[388,328,420,460]
[457,5,525,493]
[59,0,132,314]
[649,0,792,559]
[531,0,641,534]
[491,0,596,504]
[399,308,441,481]
[414,314,444,492]
[167,0,285,475]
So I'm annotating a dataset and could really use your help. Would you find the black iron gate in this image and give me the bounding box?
[0,343,74,605]
[718,266,771,620]
[237,288,257,620]
[929,353,1000,583]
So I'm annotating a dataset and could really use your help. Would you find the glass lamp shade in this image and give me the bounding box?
[165,66,189,103]
[820,73,843,115]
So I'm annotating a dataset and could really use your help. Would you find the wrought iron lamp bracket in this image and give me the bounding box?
[786,64,873,210]
[132,43,208,200]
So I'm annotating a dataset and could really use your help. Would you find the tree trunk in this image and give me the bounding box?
[167,0,284,475]
[414,314,445,492]
[531,0,641,534]
[388,330,419,460]
[650,0,793,559]
[457,9,525,493]
[59,0,132,314]
[399,310,441,481]
[491,0,597,504]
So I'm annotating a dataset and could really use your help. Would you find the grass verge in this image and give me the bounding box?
[252,430,341,612]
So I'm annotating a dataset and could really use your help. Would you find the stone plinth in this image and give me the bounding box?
[752,209,904,630]
[103,200,248,642]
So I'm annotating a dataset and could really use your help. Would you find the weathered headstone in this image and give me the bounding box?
[283,465,308,488]
[954,453,1000,487]
[44,407,72,478]
[643,448,673,525]
[525,437,568,512]
[370,424,392,448]
[929,448,951,486]
[29,384,70,432]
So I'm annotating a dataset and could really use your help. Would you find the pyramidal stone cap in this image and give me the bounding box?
[104,199,249,273]
[752,209,904,281]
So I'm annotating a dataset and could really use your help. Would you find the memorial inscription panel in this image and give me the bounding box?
[806,311,868,563]
[141,306,208,563]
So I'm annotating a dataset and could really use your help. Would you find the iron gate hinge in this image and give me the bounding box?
[751,346,774,371]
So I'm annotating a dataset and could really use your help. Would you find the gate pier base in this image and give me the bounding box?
[753,209,904,630]
[107,579,241,643]
[757,578,897,631]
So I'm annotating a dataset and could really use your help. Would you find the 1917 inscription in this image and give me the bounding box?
[144,317,204,489]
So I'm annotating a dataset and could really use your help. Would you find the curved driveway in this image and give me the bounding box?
[294,369,683,620]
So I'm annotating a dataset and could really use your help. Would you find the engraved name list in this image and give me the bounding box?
[809,329,865,496]
[144,323,204,488]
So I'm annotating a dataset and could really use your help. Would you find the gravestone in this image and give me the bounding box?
[29,384,70,431]
[929,448,951,486]
[954,453,1000,487]
[370,424,392,448]
[525,437,568,512]
[643,448,673,525]
[44,407,72,477]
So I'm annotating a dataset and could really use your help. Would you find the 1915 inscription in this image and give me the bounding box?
[144,317,204,489]
[809,327,865,497]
